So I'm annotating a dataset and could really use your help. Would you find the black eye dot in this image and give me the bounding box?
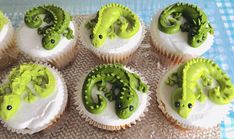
[90,34,93,39]
[188,103,193,109]
[51,39,55,44]
[175,101,180,108]
[99,35,103,39]
[129,105,134,111]
[7,105,12,110]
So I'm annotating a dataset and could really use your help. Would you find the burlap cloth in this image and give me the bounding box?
[0,16,219,139]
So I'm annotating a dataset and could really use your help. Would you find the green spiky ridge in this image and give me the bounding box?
[0,11,8,30]
[82,64,148,119]
[24,4,74,50]
[165,58,234,119]
[0,64,56,121]
[85,3,140,47]
[158,2,214,48]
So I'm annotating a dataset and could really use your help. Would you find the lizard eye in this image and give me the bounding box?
[51,39,55,44]
[175,101,180,108]
[99,35,103,39]
[7,105,12,110]
[129,105,134,111]
[188,103,193,109]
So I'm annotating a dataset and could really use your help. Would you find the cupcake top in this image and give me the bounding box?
[78,64,149,128]
[0,63,67,133]
[17,4,77,60]
[84,3,142,48]
[151,2,214,56]
[24,4,74,50]
[158,58,234,128]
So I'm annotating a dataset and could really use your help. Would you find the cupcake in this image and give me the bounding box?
[0,10,18,70]
[157,58,234,129]
[150,2,214,65]
[0,63,67,134]
[75,64,150,130]
[78,3,145,63]
[16,4,78,69]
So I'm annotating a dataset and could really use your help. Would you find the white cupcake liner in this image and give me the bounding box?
[77,15,146,64]
[74,65,151,131]
[150,11,212,67]
[0,62,68,134]
[155,66,232,130]
[16,19,79,69]
[0,20,19,70]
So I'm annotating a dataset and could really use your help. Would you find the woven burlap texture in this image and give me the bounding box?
[0,16,219,139]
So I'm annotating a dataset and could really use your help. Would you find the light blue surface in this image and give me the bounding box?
[0,0,233,138]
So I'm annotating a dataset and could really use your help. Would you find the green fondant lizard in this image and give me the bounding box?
[24,4,74,50]
[158,2,214,48]
[82,64,148,119]
[166,58,234,118]
[0,64,56,120]
[86,3,140,47]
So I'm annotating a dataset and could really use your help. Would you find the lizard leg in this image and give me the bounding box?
[195,85,207,102]
[172,12,182,20]
[201,74,213,87]
[63,27,74,39]
[24,86,37,103]
[96,79,107,92]
[107,24,117,39]
[118,17,129,33]
[165,72,179,86]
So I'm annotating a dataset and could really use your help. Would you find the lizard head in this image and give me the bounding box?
[115,89,138,119]
[171,88,195,119]
[42,33,61,50]
[0,94,21,121]
[90,29,107,48]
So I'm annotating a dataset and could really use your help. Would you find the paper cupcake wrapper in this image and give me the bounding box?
[74,65,151,131]
[77,15,146,64]
[0,21,19,70]
[16,19,79,69]
[150,38,192,67]
[155,68,231,130]
[0,62,68,134]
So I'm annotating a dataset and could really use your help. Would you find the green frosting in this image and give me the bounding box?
[0,11,8,30]
[166,58,234,119]
[24,4,74,50]
[82,64,148,119]
[0,64,56,121]
[158,2,214,48]
[86,3,140,47]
